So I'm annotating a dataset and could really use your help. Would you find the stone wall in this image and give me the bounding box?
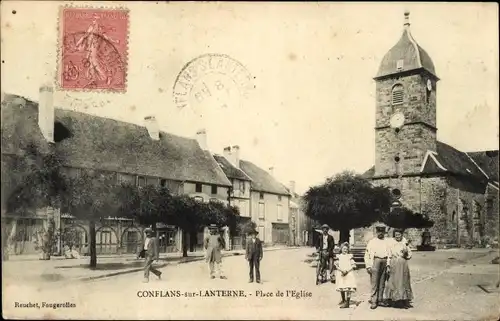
[374,72,437,178]
[485,184,499,245]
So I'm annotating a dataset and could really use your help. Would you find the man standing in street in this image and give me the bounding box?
[364,223,391,309]
[204,224,227,279]
[143,227,162,283]
[246,229,263,283]
[316,224,336,283]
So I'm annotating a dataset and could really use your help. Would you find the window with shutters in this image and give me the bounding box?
[258,203,265,220]
[277,204,282,221]
[392,84,404,105]
[137,176,146,187]
[258,226,265,241]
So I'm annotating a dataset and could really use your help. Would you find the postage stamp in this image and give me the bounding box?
[57,7,129,92]
[173,54,254,110]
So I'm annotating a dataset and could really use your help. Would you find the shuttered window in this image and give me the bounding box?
[392,84,404,105]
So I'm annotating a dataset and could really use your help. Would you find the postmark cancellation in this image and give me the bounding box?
[173,54,255,110]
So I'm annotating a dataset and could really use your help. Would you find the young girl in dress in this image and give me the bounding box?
[334,242,357,308]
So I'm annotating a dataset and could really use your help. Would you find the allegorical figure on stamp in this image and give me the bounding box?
[246,229,263,283]
[74,13,121,87]
[60,8,128,91]
[364,223,391,309]
[204,224,226,279]
[142,228,162,283]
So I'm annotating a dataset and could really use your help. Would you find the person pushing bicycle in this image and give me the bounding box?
[316,224,336,283]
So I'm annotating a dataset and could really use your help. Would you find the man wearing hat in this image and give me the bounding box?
[364,223,391,309]
[204,224,226,279]
[316,224,336,283]
[245,229,263,283]
[142,227,162,283]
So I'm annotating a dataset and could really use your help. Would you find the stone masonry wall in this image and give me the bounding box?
[444,176,487,246]
[374,73,437,178]
[485,184,499,245]
[375,73,437,128]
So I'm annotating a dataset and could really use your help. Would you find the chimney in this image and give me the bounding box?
[223,146,231,160]
[268,166,274,176]
[231,145,240,168]
[289,180,296,195]
[38,83,54,143]
[196,128,208,150]
[144,116,160,140]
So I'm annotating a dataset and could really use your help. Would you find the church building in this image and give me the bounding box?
[361,12,499,247]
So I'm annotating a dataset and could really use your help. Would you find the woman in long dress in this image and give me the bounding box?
[385,229,413,308]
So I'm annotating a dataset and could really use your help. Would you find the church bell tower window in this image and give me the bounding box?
[392,84,404,105]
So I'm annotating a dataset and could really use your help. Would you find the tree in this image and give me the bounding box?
[64,171,128,268]
[4,143,68,260]
[239,220,257,235]
[382,206,434,229]
[303,171,392,244]
[119,184,174,231]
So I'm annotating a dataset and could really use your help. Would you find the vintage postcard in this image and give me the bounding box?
[1,1,499,320]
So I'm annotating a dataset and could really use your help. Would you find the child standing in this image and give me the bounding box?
[334,242,357,308]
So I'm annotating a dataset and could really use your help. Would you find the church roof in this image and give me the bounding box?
[1,93,231,187]
[375,12,437,80]
[362,141,499,185]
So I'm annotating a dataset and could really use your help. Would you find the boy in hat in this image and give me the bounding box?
[246,229,263,283]
[142,227,162,283]
[204,224,226,279]
[364,223,391,309]
[316,224,336,283]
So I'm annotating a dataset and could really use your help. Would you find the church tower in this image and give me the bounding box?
[373,12,439,178]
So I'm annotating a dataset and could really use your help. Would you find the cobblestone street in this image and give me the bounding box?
[3,248,499,319]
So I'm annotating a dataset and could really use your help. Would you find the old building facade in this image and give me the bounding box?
[359,12,499,247]
[1,90,232,256]
[213,146,291,246]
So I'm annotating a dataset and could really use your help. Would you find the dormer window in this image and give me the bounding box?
[396,59,404,70]
[392,84,404,105]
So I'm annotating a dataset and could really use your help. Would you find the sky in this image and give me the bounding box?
[1,2,498,194]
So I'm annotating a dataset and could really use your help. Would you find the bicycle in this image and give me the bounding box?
[315,249,331,285]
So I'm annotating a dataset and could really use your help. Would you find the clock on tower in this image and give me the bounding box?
[373,11,439,178]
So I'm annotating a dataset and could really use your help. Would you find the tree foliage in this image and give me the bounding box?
[303,171,392,242]
[5,143,68,215]
[382,206,434,229]
[304,171,391,229]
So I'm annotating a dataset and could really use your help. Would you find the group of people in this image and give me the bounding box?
[139,222,413,310]
[316,223,414,310]
[139,224,264,284]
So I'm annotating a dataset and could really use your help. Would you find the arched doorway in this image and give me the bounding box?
[62,224,88,255]
[121,227,142,254]
[96,226,118,254]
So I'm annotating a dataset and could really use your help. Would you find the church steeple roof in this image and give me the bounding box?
[375,11,438,80]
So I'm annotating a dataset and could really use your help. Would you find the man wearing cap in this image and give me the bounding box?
[142,228,162,283]
[316,224,336,283]
[364,223,391,309]
[246,229,263,283]
[204,224,226,279]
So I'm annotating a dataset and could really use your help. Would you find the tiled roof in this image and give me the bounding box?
[467,150,499,183]
[239,160,290,196]
[1,94,231,187]
[432,141,485,178]
[212,155,252,181]
[375,24,437,79]
[361,141,496,183]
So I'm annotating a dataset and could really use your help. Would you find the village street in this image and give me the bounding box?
[3,247,499,320]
